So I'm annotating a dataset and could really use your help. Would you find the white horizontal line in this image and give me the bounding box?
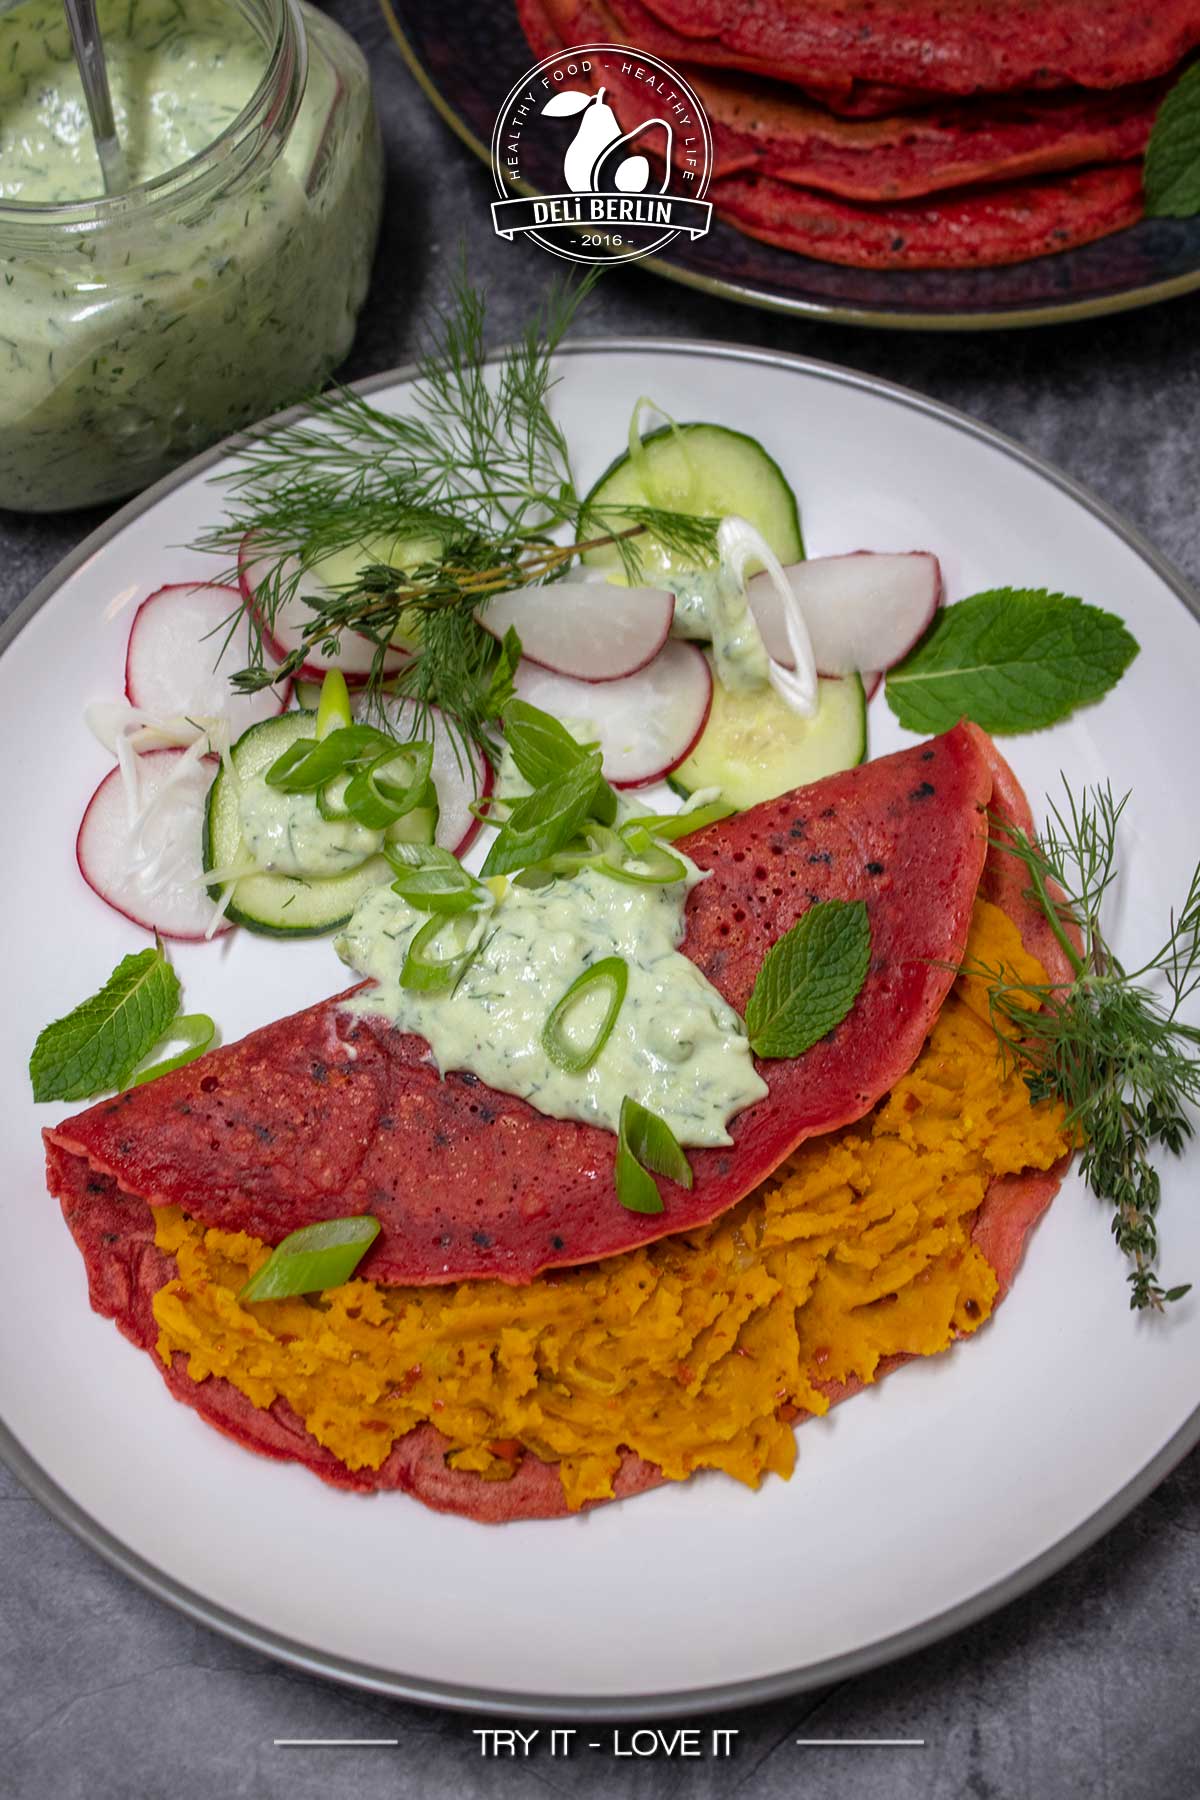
[795,1739,926,1747]
[273,1739,399,1747]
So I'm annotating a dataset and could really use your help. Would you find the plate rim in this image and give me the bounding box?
[3,336,1199,1718]
[379,0,1200,333]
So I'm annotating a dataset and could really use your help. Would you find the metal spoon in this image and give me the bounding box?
[62,0,130,196]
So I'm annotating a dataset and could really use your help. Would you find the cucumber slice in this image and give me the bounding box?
[583,422,803,577]
[203,712,431,937]
[671,669,866,811]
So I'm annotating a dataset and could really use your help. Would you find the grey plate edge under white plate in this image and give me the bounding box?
[2,338,1199,1720]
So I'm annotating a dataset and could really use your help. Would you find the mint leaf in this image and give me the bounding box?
[746,899,871,1060]
[1144,63,1200,218]
[885,589,1138,735]
[30,945,181,1102]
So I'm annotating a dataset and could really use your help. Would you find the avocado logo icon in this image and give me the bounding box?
[543,86,672,199]
[490,44,714,265]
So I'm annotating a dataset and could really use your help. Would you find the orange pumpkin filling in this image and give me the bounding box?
[152,899,1068,1508]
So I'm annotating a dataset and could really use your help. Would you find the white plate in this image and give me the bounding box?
[2,343,1198,1717]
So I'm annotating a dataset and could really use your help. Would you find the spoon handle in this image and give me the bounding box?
[62,0,130,195]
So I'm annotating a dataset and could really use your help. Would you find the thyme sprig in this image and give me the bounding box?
[197,267,719,759]
[979,782,1199,1311]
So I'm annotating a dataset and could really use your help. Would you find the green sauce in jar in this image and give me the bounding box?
[0,0,382,511]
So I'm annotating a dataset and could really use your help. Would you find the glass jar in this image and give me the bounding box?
[0,0,383,512]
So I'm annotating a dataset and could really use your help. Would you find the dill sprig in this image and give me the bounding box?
[980,781,1199,1310]
[196,265,719,758]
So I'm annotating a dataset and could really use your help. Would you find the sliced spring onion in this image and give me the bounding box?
[541,956,628,1074]
[502,699,618,826]
[385,843,488,914]
[129,1013,217,1086]
[316,771,353,822]
[316,669,353,739]
[621,1095,694,1189]
[239,1215,380,1303]
[481,750,604,878]
[621,799,735,840]
[615,1095,693,1211]
[342,742,434,829]
[264,724,389,793]
[400,910,492,993]
[614,1141,663,1214]
[595,823,687,887]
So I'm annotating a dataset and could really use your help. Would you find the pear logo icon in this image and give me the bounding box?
[491,45,713,265]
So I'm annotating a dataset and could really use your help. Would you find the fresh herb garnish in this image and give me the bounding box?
[615,1096,693,1213]
[481,749,606,878]
[30,943,212,1103]
[1144,62,1200,218]
[385,843,490,914]
[400,910,494,994]
[130,1014,216,1087]
[885,589,1139,735]
[593,822,689,887]
[745,899,871,1060]
[502,698,618,824]
[201,270,719,763]
[619,799,736,841]
[542,957,629,1074]
[978,782,1199,1311]
[240,1215,380,1303]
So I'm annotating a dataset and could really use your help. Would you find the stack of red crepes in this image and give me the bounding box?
[517,0,1200,267]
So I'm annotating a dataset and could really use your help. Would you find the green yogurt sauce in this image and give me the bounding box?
[335,862,768,1148]
[664,568,771,692]
[237,779,384,878]
[0,0,382,510]
[0,0,264,200]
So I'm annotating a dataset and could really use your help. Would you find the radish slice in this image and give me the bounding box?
[357,693,493,858]
[476,581,674,681]
[513,640,712,788]
[77,747,230,941]
[239,533,411,681]
[125,585,290,730]
[862,670,883,702]
[747,552,942,676]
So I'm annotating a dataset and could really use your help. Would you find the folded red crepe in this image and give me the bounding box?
[46,726,1073,1519]
[48,723,991,1286]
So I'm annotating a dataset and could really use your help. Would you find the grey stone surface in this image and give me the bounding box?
[1,1,1198,1793]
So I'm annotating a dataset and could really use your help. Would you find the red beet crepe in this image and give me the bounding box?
[520,0,1161,200]
[713,162,1144,268]
[608,0,1200,98]
[47,728,1073,1519]
[47,724,991,1286]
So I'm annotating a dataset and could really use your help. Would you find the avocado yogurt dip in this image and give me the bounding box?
[0,0,382,511]
[336,860,768,1149]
